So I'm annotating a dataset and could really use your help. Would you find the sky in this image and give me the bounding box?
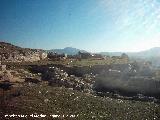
[0,0,160,52]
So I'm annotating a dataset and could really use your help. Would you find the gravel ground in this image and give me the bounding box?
[0,82,159,120]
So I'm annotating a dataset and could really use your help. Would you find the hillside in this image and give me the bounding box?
[0,42,160,119]
[0,42,44,54]
[0,42,22,53]
[0,42,47,62]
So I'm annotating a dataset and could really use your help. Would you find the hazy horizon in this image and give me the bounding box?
[2,40,160,54]
[1,0,160,52]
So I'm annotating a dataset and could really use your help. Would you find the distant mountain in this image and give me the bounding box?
[48,47,88,55]
[127,47,160,58]
[128,47,160,67]
[100,47,160,58]
[100,47,160,67]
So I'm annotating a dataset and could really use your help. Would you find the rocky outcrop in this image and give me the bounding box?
[42,66,95,93]
[0,42,47,62]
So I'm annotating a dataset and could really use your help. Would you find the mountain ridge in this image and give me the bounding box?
[48,47,88,55]
[100,47,160,58]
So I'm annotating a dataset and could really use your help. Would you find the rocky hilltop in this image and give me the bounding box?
[0,42,47,62]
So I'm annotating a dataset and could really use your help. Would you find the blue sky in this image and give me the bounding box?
[0,0,160,52]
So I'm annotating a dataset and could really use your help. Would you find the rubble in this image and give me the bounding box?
[44,98,49,103]
[25,77,41,84]
[47,66,94,93]
[0,70,13,82]
[0,65,6,71]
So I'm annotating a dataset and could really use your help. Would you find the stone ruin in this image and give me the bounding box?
[43,66,95,93]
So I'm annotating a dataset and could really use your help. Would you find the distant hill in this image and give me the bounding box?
[127,47,160,58]
[100,47,160,58]
[48,47,88,55]
[128,47,160,67]
[100,47,160,67]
